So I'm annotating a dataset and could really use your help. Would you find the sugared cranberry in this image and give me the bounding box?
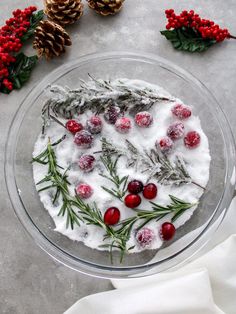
[74,130,93,148]
[115,117,131,134]
[167,122,185,140]
[172,104,192,120]
[78,155,95,172]
[66,120,83,134]
[135,111,153,128]
[127,180,144,194]
[160,222,176,241]
[124,194,142,208]
[104,207,120,225]
[104,106,121,124]
[184,131,201,148]
[143,183,157,199]
[157,136,173,154]
[136,227,155,248]
[86,115,102,134]
[76,183,93,199]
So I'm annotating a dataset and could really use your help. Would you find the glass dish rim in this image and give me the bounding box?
[4,51,236,278]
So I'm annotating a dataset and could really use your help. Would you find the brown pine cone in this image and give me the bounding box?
[87,0,124,16]
[33,20,72,60]
[44,0,84,26]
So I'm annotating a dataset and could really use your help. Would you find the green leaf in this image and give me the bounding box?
[160,27,216,53]
[21,10,44,42]
[8,53,38,90]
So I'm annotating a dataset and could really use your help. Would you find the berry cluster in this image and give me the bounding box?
[157,103,200,153]
[0,6,37,91]
[165,9,231,42]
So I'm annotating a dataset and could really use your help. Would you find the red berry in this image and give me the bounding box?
[184,131,201,148]
[167,122,185,140]
[160,222,176,241]
[135,111,153,128]
[104,207,120,225]
[76,183,93,199]
[115,117,131,134]
[157,136,173,154]
[74,130,93,148]
[124,194,142,208]
[127,180,144,194]
[66,119,83,134]
[172,104,192,120]
[104,106,121,124]
[86,115,102,134]
[136,227,155,248]
[143,183,157,199]
[78,155,95,172]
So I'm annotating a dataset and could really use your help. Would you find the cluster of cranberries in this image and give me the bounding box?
[103,180,158,227]
[157,103,201,153]
[0,6,37,91]
[135,222,176,248]
[165,9,231,42]
[104,105,153,134]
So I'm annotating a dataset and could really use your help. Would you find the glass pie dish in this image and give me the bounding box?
[5,52,236,279]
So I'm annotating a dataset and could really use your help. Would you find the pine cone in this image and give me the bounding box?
[87,0,124,16]
[33,20,72,60]
[44,0,84,26]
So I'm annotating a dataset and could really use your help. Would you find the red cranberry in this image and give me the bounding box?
[86,115,102,134]
[143,183,158,199]
[104,207,120,225]
[172,104,192,120]
[76,183,93,199]
[104,106,121,124]
[66,120,83,134]
[157,136,173,154]
[167,122,185,140]
[160,222,176,241]
[127,180,144,194]
[184,131,201,148]
[74,130,93,148]
[124,194,142,208]
[115,117,131,134]
[78,155,95,172]
[135,111,153,128]
[136,227,155,248]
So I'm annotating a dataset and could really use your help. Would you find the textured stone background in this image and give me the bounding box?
[0,1,236,313]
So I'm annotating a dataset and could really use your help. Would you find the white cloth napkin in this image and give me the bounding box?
[65,197,236,314]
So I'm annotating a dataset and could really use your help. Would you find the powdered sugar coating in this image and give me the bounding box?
[33,78,211,253]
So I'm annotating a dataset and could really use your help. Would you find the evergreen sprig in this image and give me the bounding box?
[41,75,174,132]
[99,154,129,201]
[33,138,197,262]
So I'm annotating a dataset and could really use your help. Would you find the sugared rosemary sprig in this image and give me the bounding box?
[99,154,129,201]
[41,75,174,133]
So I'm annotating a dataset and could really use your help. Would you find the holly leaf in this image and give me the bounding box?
[10,53,38,89]
[21,9,44,42]
[160,27,216,52]
[0,53,38,93]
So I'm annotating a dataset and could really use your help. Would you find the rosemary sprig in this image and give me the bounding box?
[41,75,174,132]
[99,153,129,201]
[32,136,81,229]
[99,137,198,187]
[32,138,197,262]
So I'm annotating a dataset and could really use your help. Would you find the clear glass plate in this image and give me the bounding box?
[5,52,236,278]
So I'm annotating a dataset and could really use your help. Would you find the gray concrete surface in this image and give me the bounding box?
[0,0,236,313]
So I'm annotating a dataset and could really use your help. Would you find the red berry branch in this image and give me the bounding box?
[161,9,236,52]
[0,6,44,94]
